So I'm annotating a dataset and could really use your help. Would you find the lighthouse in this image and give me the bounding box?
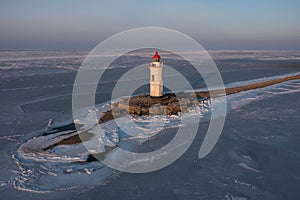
[148,51,163,97]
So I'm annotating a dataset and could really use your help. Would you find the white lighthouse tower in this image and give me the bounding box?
[148,51,163,97]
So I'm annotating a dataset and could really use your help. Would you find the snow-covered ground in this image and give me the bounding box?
[0,50,300,199]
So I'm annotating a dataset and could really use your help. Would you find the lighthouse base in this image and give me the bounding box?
[150,82,163,97]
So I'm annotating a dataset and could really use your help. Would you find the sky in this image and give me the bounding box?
[0,0,300,50]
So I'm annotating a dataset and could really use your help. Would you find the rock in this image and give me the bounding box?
[149,104,164,115]
[99,93,202,123]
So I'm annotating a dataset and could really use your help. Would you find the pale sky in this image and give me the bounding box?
[0,0,299,50]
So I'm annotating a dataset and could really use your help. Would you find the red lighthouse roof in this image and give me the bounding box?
[152,51,161,59]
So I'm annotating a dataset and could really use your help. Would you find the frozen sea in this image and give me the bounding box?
[0,50,300,199]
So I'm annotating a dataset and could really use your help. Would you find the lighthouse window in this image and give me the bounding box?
[152,75,155,81]
[152,63,156,67]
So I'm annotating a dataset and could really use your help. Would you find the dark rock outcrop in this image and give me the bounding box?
[99,93,206,123]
